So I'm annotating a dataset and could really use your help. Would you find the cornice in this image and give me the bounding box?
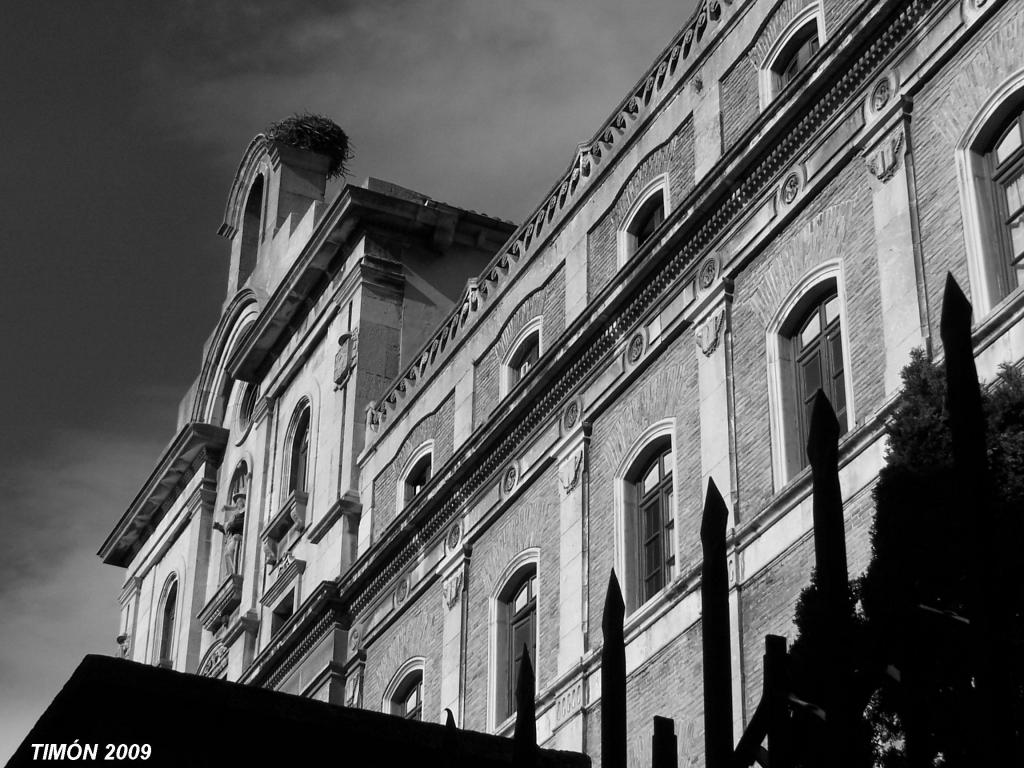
[334,0,947,620]
[98,422,229,567]
[364,0,745,437]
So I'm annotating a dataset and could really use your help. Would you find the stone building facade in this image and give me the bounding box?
[99,0,1024,764]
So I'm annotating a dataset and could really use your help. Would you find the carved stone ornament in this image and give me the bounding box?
[198,642,228,678]
[344,667,363,708]
[503,463,519,494]
[560,450,584,495]
[116,633,130,658]
[696,310,725,357]
[443,572,464,610]
[349,627,362,653]
[395,577,410,606]
[871,77,892,112]
[698,256,719,289]
[866,127,906,183]
[562,398,581,431]
[627,332,645,363]
[446,521,462,552]
[781,173,800,204]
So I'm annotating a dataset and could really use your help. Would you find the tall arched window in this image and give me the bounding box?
[760,5,825,107]
[157,578,178,668]
[625,438,675,610]
[238,175,264,290]
[987,108,1024,292]
[502,319,543,397]
[620,184,667,263]
[790,292,847,451]
[400,442,434,509]
[392,671,424,720]
[769,278,850,483]
[957,73,1024,314]
[491,557,538,727]
[288,406,310,496]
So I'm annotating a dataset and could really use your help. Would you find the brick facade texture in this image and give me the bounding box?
[585,624,706,768]
[718,0,861,154]
[371,392,456,541]
[462,467,561,732]
[909,0,1024,351]
[587,117,696,301]
[363,579,444,720]
[731,159,879,522]
[473,266,567,428]
[587,339,701,644]
[739,485,874,716]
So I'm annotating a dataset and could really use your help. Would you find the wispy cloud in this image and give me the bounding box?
[0,396,176,762]
[136,0,695,220]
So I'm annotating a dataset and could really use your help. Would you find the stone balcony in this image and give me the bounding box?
[198,575,244,632]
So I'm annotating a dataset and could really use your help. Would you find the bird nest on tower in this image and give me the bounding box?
[265,113,353,179]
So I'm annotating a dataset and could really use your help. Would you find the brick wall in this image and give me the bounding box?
[362,579,444,720]
[587,118,695,301]
[371,393,456,540]
[581,625,705,768]
[739,484,874,715]
[587,340,701,644]
[909,0,1024,349]
[731,160,879,522]
[462,467,561,732]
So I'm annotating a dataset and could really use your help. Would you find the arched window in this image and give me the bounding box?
[157,578,178,668]
[502,319,543,397]
[760,6,825,107]
[789,292,847,451]
[392,671,424,720]
[288,406,311,496]
[237,384,258,432]
[991,108,1024,282]
[402,446,433,507]
[768,275,851,483]
[621,185,667,263]
[624,438,675,610]
[491,557,538,727]
[238,175,264,290]
[956,73,1024,315]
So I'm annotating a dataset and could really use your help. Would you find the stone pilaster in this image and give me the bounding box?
[863,96,926,394]
[440,543,470,724]
[556,425,588,676]
[694,293,734,517]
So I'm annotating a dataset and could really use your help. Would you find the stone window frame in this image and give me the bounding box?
[765,261,856,487]
[499,317,544,399]
[758,3,827,110]
[955,68,1024,317]
[617,175,671,267]
[153,573,180,669]
[487,548,540,733]
[613,419,680,619]
[398,440,434,511]
[383,657,427,720]
[285,400,313,499]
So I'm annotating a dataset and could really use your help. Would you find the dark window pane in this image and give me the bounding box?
[801,351,822,396]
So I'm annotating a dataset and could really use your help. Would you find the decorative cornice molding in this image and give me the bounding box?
[336,0,945,621]
[98,422,229,567]
[365,0,738,436]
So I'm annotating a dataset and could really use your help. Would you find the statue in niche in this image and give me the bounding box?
[213,491,246,578]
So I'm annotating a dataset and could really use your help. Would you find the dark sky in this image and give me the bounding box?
[0,0,696,756]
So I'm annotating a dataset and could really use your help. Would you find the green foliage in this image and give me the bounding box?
[787,348,1024,767]
[265,113,352,179]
